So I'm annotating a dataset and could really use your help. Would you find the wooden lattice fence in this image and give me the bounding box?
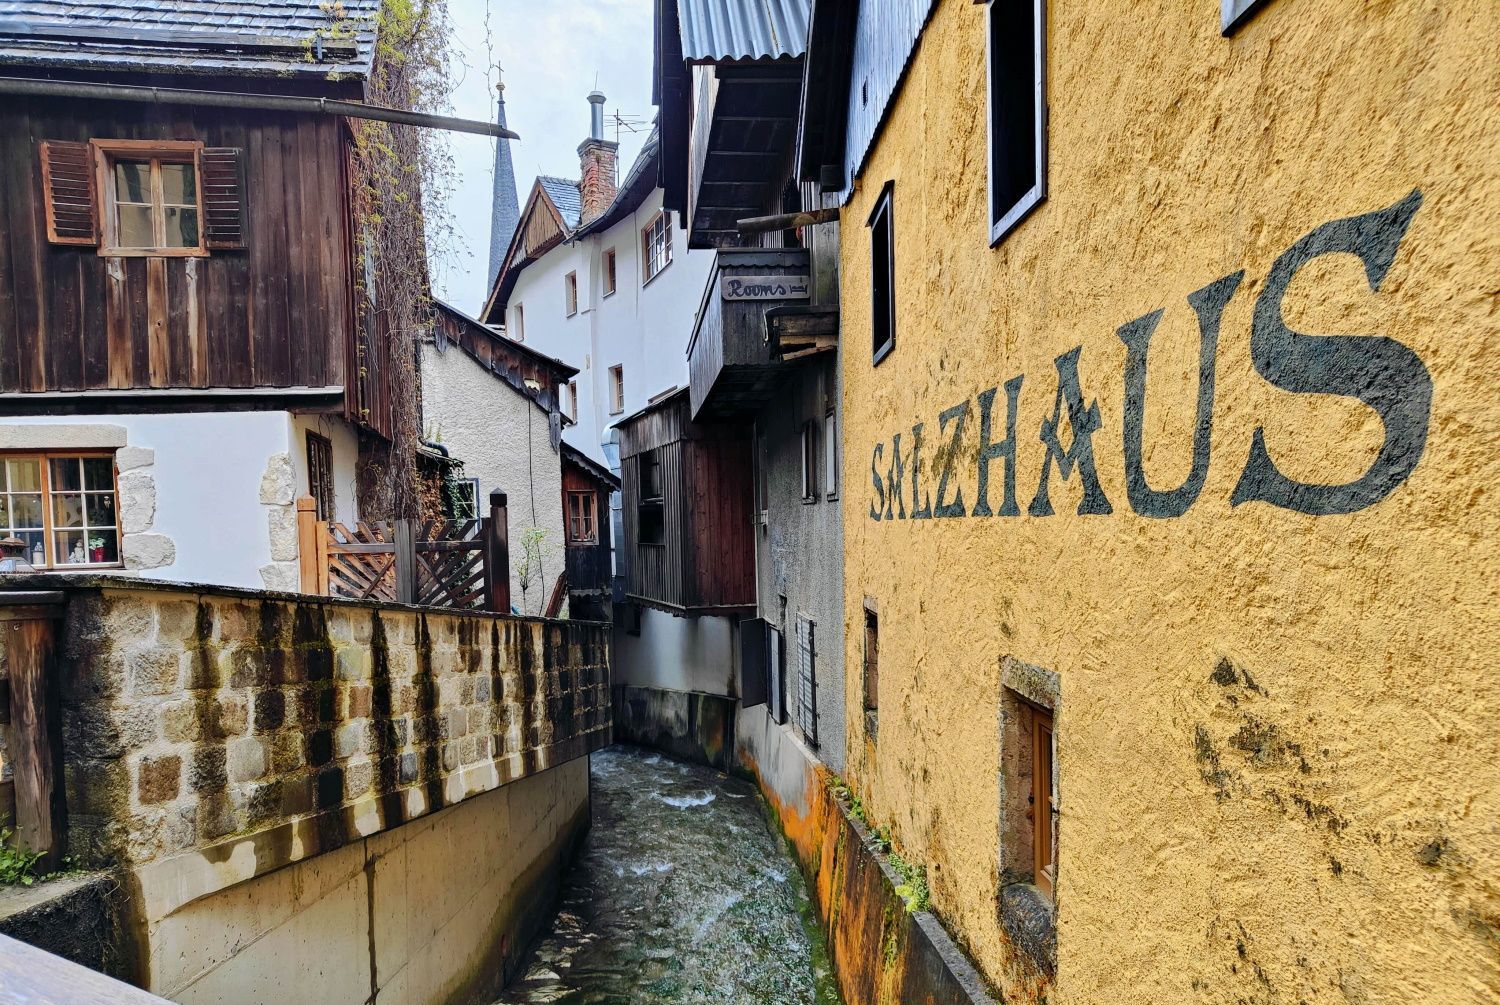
[297,496,510,613]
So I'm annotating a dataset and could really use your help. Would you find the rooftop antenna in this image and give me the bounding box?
[610,109,650,144]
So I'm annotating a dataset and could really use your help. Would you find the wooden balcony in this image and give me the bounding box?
[687,248,838,421]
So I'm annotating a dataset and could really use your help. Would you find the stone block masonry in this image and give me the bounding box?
[0,574,611,999]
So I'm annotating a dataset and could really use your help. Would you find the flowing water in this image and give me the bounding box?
[491,745,840,1005]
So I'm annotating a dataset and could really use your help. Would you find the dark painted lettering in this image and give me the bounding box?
[1119,271,1244,518]
[1231,189,1430,514]
[1029,346,1113,517]
[910,423,932,519]
[973,377,1023,517]
[885,433,906,520]
[869,443,886,521]
[934,400,970,518]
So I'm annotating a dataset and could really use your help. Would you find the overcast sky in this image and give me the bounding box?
[429,0,657,315]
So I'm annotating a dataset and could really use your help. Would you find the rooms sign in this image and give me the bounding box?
[722,275,811,300]
[868,190,1432,521]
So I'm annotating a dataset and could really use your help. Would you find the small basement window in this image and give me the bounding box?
[0,453,120,568]
[97,141,205,256]
[986,0,1047,245]
[867,182,895,365]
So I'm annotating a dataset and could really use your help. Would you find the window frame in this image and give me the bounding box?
[642,210,674,285]
[985,0,1048,247]
[1221,0,1269,34]
[512,303,525,342]
[305,431,335,521]
[800,420,818,502]
[447,477,480,521]
[603,247,618,297]
[0,451,123,570]
[608,364,625,415]
[566,380,579,422]
[564,271,579,317]
[867,181,896,366]
[862,600,879,738]
[567,490,599,544]
[92,139,207,258]
[1031,704,1056,898]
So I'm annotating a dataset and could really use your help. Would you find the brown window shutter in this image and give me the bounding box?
[39,140,98,246]
[201,147,247,250]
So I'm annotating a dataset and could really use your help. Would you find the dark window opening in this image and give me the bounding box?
[868,182,895,365]
[306,431,334,521]
[863,601,879,737]
[987,0,1047,245]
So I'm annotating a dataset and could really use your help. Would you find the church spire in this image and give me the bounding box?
[487,64,520,293]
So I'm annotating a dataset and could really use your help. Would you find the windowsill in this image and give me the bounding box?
[642,260,672,289]
[872,339,894,368]
[801,494,819,505]
[100,247,209,259]
[603,289,617,299]
[998,882,1056,976]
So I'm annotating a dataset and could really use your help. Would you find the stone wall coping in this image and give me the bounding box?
[0,573,610,627]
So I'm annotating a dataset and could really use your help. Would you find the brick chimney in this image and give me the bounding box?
[577,91,619,226]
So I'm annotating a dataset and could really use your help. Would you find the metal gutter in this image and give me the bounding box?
[0,76,519,138]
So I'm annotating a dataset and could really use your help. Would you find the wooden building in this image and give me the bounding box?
[561,443,618,622]
[0,1,414,590]
[616,388,753,616]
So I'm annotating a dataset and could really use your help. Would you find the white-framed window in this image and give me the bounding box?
[868,182,895,365]
[0,453,121,568]
[565,271,578,317]
[567,490,598,544]
[604,248,618,296]
[96,140,205,256]
[512,303,525,342]
[642,211,673,283]
[447,477,480,521]
[609,364,624,414]
[566,380,579,421]
[1221,0,1269,34]
[986,0,1047,246]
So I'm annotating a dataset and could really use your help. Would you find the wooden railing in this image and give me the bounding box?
[297,491,512,613]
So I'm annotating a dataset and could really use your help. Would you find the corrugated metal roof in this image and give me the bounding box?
[0,0,381,79]
[538,175,582,231]
[676,0,809,63]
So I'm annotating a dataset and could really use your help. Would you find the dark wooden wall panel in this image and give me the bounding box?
[0,95,354,398]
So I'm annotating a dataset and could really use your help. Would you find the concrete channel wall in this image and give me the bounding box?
[0,576,611,1005]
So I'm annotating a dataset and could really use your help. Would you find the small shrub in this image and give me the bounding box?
[0,830,44,887]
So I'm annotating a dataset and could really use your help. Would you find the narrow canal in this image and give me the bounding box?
[492,745,840,1005]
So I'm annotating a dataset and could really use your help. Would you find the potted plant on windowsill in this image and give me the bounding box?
[89,534,107,564]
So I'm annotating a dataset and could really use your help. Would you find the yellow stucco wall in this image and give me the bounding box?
[837,2,1498,1003]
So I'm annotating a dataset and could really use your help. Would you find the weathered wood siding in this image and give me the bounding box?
[0,96,353,399]
[619,393,754,612]
[562,463,612,596]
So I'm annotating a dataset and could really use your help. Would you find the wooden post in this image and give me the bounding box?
[295,495,321,595]
[1,593,66,871]
[394,519,415,606]
[485,490,510,614]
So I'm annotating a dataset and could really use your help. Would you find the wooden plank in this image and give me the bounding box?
[0,933,174,1005]
[186,256,207,385]
[0,119,20,393]
[104,257,132,388]
[126,257,149,387]
[258,122,292,386]
[283,119,310,385]
[6,614,63,869]
[145,256,170,387]
[79,248,109,388]
[164,259,191,386]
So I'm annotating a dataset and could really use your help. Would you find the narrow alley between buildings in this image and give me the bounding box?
[493,746,839,1005]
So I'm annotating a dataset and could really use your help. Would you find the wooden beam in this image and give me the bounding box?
[738,207,841,233]
[5,605,64,870]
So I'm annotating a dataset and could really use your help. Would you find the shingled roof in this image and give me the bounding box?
[0,0,383,79]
